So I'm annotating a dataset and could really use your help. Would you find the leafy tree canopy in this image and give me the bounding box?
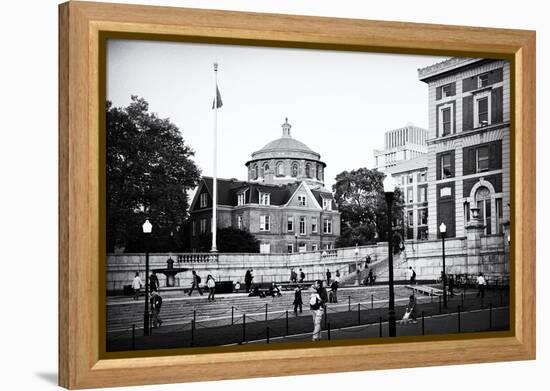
[197,228,260,253]
[107,96,201,252]
[332,168,404,251]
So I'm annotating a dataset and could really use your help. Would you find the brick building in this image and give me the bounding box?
[188,119,340,253]
[418,58,510,238]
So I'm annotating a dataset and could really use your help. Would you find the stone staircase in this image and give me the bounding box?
[107,285,412,332]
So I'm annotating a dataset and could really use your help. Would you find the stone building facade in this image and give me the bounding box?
[418,58,510,239]
[188,119,341,253]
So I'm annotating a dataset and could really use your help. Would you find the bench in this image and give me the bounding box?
[405,285,443,296]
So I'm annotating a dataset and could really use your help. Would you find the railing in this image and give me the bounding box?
[176,253,218,263]
[106,286,509,351]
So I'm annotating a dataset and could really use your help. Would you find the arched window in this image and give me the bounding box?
[263,163,270,175]
[291,162,298,177]
[305,164,311,178]
[475,186,492,235]
[317,166,323,180]
[252,164,258,179]
[276,162,284,177]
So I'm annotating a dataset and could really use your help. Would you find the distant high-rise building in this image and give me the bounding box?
[373,124,428,170]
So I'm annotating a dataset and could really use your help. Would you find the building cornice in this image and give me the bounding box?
[427,122,510,145]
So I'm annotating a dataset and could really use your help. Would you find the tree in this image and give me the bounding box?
[107,96,201,252]
[332,168,404,251]
[197,228,260,253]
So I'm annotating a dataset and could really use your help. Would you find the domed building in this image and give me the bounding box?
[245,118,326,187]
[188,118,340,254]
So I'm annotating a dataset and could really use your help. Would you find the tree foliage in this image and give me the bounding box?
[197,228,260,253]
[107,96,201,252]
[332,168,404,251]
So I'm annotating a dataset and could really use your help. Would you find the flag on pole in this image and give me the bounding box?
[212,85,223,109]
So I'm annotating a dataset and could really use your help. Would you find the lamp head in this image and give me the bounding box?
[383,175,395,193]
[142,219,153,234]
[439,222,447,234]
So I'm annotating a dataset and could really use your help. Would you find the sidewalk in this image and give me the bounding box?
[107,289,509,352]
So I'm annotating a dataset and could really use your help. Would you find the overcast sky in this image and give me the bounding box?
[107,39,448,190]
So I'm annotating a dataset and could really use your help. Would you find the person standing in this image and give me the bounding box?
[299,268,305,283]
[408,266,416,284]
[329,279,339,303]
[368,269,374,286]
[149,271,159,293]
[132,272,143,300]
[188,270,203,296]
[290,268,297,283]
[326,269,332,285]
[206,274,216,301]
[448,274,455,297]
[476,273,487,298]
[245,269,253,293]
[293,287,303,315]
[150,291,163,328]
[309,281,325,341]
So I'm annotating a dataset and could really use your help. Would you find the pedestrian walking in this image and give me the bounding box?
[150,291,163,328]
[299,268,305,283]
[149,271,159,292]
[293,287,303,315]
[448,274,455,297]
[206,274,216,301]
[188,270,203,296]
[309,281,325,341]
[476,273,487,298]
[326,269,332,285]
[290,268,297,283]
[132,272,143,300]
[400,294,417,324]
[245,269,254,292]
[408,266,417,284]
[368,269,374,286]
[329,279,339,303]
[335,270,341,283]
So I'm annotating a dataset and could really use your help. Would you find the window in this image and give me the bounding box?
[291,163,298,177]
[259,192,270,206]
[305,164,311,178]
[417,172,426,182]
[407,210,414,226]
[192,221,196,237]
[322,198,332,211]
[311,217,318,233]
[200,218,207,234]
[287,243,294,253]
[287,216,294,231]
[475,187,492,235]
[407,174,413,184]
[200,193,208,208]
[418,208,428,225]
[442,84,452,97]
[237,192,246,206]
[418,186,427,203]
[311,243,318,252]
[478,73,489,88]
[317,166,322,180]
[299,217,306,235]
[407,188,413,204]
[417,227,428,240]
[323,219,332,234]
[496,198,503,234]
[237,215,243,230]
[276,162,284,176]
[401,176,405,185]
[252,165,258,179]
[464,201,471,223]
[476,146,489,172]
[260,215,270,231]
[478,97,489,126]
[442,107,451,135]
[297,195,306,206]
[299,243,307,253]
[260,243,271,254]
[441,153,453,178]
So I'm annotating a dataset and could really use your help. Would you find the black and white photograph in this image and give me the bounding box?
[105,40,511,352]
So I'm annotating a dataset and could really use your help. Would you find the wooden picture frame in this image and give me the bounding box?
[59,1,536,388]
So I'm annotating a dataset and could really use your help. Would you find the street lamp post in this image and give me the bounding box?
[142,219,152,336]
[383,176,397,337]
[295,233,298,253]
[439,222,447,309]
[354,243,360,286]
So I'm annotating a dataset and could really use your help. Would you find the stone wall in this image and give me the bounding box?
[107,232,509,292]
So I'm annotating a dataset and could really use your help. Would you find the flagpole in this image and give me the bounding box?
[211,62,218,252]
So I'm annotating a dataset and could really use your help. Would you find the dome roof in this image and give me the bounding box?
[249,118,321,161]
